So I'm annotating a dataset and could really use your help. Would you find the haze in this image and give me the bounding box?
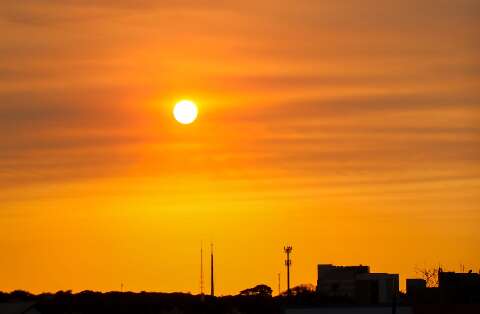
[0,0,479,295]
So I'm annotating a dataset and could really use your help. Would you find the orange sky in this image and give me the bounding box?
[1,0,479,295]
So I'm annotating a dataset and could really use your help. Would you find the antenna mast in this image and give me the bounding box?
[200,243,204,295]
[210,243,215,296]
[284,246,293,296]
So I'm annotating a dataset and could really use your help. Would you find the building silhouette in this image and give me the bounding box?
[316,264,398,305]
[316,264,369,298]
[406,270,480,305]
[439,270,480,303]
[355,273,399,304]
[406,278,426,296]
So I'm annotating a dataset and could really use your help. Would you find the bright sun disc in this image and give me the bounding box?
[173,100,198,125]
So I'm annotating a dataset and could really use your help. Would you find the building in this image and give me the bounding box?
[317,264,399,305]
[317,264,369,298]
[355,273,399,304]
[439,271,480,303]
[406,278,426,296]
[406,271,480,305]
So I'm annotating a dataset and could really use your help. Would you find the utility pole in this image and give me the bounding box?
[284,246,293,296]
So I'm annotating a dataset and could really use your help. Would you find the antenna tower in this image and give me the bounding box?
[284,246,293,295]
[210,243,215,296]
[200,244,204,295]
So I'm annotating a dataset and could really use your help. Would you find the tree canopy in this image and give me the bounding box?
[239,284,273,297]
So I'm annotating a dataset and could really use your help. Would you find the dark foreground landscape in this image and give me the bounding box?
[1,287,480,314]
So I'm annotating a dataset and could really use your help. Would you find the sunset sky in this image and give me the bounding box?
[1,0,479,295]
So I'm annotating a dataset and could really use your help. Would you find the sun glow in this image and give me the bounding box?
[173,100,198,125]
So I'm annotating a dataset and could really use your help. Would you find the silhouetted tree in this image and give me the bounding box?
[239,284,273,297]
[9,290,34,301]
[416,266,442,287]
[290,284,316,296]
[279,284,316,297]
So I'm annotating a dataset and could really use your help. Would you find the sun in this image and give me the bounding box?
[173,100,198,125]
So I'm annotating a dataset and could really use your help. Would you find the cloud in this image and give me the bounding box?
[0,0,235,26]
[0,0,479,201]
